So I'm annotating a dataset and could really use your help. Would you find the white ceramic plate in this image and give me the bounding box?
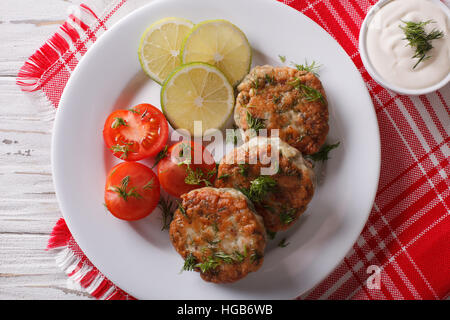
[52,0,380,299]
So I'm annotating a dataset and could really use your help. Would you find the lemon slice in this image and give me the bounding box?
[181,19,252,86]
[161,63,234,136]
[138,17,194,84]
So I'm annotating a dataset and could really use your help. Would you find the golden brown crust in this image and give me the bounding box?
[169,187,266,283]
[234,65,329,155]
[215,138,315,232]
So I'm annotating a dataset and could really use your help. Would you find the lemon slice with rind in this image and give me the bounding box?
[161,63,234,136]
[138,17,194,84]
[181,19,252,86]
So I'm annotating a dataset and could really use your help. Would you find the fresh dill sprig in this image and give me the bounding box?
[238,163,249,177]
[108,175,142,201]
[177,200,190,221]
[213,251,235,264]
[110,143,132,159]
[217,173,231,180]
[111,117,127,129]
[182,253,197,272]
[293,60,321,76]
[152,145,168,169]
[248,176,277,202]
[300,84,325,103]
[193,249,250,273]
[238,176,278,203]
[265,73,275,85]
[142,178,154,190]
[207,239,221,246]
[307,142,340,162]
[400,20,444,69]
[278,238,290,248]
[158,196,176,230]
[195,255,220,273]
[233,251,246,263]
[272,95,281,104]
[279,208,296,225]
[184,166,216,186]
[250,251,263,264]
[288,77,325,104]
[246,111,266,132]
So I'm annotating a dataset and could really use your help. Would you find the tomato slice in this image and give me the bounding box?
[104,162,160,221]
[157,141,217,198]
[103,103,169,161]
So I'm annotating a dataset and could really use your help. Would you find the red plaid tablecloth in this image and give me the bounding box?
[17,0,450,300]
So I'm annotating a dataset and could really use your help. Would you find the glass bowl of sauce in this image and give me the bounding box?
[359,0,450,95]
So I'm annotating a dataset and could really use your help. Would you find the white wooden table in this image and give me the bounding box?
[0,0,92,299]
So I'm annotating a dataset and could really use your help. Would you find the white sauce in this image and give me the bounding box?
[366,0,450,89]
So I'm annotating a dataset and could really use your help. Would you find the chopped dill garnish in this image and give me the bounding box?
[182,253,197,272]
[158,196,176,230]
[279,208,296,225]
[217,173,230,180]
[265,73,275,84]
[238,176,277,203]
[278,55,287,63]
[177,201,189,221]
[238,163,249,177]
[250,251,263,264]
[207,239,221,246]
[213,251,235,264]
[246,111,266,132]
[184,166,215,187]
[196,255,220,273]
[300,84,325,103]
[142,178,154,190]
[110,143,132,159]
[233,251,246,263]
[288,77,325,104]
[108,175,142,201]
[307,142,340,162]
[251,78,260,93]
[278,238,290,248]
[293,60,321,76]
[248,176,277,202]
[152,145,168,169]
[400,20,444,69]
[272,95,281,104]
[111,117,127,129]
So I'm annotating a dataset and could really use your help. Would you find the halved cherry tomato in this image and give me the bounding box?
[157,141,216,198]
[104,162,160,221]
[103,103,169,161]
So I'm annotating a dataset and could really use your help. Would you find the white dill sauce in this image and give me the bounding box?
[366,0,450,90]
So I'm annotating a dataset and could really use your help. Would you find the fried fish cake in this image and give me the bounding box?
[215,137,315,232]
[169,187,266,283]
[234,65,329,155]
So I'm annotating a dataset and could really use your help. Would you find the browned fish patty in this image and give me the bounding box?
[234,65,329,155]
[215,137,315,232]
[169,187,266,284]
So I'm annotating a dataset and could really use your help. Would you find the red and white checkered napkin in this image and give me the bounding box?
[18,0,450,300]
